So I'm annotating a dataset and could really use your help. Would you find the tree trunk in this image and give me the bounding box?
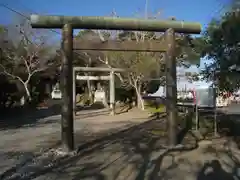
[19,82,31,106]
[134,83,144,110]
[24,82,32,102]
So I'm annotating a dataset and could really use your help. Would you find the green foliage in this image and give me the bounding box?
[0,20,60,107]
[115,87,135,103]
[74,27,202,109]
[201,10,240,92]
[230,0,240,11]
[146,80,161,93]
[75,30,106,68]
[175,34,202,67]
[0,74,25,108]
[144,100,165,113]
[185,72,200,82]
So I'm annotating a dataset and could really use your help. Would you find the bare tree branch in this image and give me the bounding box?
[0,64,25,84]
[0,20,55,101]
[97,56,124,82]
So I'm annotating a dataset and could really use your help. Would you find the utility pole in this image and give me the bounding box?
[145,0,148,19]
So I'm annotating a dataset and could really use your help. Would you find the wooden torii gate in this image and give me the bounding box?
[30,15,201,151]
[73,67,125,115]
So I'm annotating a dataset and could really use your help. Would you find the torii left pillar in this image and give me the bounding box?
[61,24,74,151]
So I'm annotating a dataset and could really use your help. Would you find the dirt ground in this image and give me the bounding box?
[18,132,240,180]
[1,107,240,180]
[0,108,150,176]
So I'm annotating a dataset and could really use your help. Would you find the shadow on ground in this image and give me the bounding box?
[217,113,240,148]
[196,160,235,180]
[75,102,105,111]
[196,138,240,180]
[0,102,108,130]
[1,113,202,180]
[197,110,240,148]
[2,109,240,180]
[0,104,61,130]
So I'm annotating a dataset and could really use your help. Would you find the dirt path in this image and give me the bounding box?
[2,107,240,180]
[0,108,150,175]
[3,117,240,180]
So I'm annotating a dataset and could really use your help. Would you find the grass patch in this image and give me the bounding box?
[146,105,166,113]
[144,100,166,113]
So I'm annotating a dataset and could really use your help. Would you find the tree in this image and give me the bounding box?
[93,29,201,109]
[76,29,201,109]
[201,9,240,92]
[185,72,200,82]
[74,10,202,109]
[230,0,240,10]
[0,20,57,103]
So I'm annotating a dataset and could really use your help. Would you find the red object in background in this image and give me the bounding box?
[189,89,196,104]
[222,92,231,99]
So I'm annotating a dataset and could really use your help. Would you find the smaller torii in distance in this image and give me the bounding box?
[30,15,201,151]
[73,66,125,115]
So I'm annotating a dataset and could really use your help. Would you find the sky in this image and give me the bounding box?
[0,0,229,28]
[0,0,230,89]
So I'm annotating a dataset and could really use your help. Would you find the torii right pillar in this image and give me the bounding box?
[165,28,178,146]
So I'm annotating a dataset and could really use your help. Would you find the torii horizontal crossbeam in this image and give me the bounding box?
[30,15,201,34]
[73,39,167,52]
[76,75,110,80]
[73,67,125,72]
